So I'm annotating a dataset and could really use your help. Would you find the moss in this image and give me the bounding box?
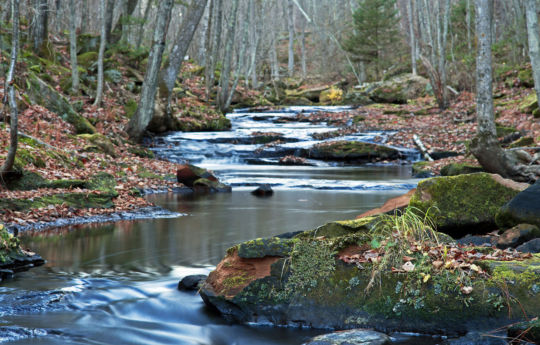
[440,163,484,176]
[77,133,116,157]
[517,68,534,87]
[0,224,23,263]
[237,237,296,258]
[495,123,517,137]
[309,141,399,161]
[508,136,534,148]
[124,99,138,119]
[127,146,154,158]
[519,93,538,114]
[298,217,379,239]
[409,173,520,234]
[86,172,117,195]
[0,192,115,211]
[26,72,96,134]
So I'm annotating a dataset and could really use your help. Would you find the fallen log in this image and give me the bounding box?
[413,134,433,161]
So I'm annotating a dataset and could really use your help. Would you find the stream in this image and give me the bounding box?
[0,106,444,344]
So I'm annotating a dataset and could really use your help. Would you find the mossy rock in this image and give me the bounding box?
[368,74,428,104]
[3,171,86,190]
[409,173,523,236]
[86,172,117,195]
[519,93,538,114]
[440,163,484,176]
[343,91,373,106]
[411,161,432,178]
[237,237,297,259]
[77,51,98,69]
[508,136,534,148]
[517,68,534,88]
[77,134,116,157]
[26,73,95,134]
[193,178,232,193]
[495,123,518,137]
[0,192,115,211]
[307,141,400,162]
[301,217,380,239]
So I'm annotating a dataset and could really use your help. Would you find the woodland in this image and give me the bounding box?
[0,0,540,344]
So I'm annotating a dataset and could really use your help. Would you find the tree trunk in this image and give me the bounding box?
[407,0,417,75]
[286,0,295,77]
[471,0,539,182]
[159,0,208,112]
[69,0,79,94]
[93,0,107,106]
[217,0,239,112]
[104,0,114,41]
[81,0,88,33]
[120,0,138,44]
[1,0,20,177]
[204,0,216,100]
[525,0,540,106]
[31,0,48,55]
[126,0,174,142]
[136,0,151,50]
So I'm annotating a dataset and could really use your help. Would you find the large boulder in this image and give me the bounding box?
[409,173,528,237]
[495,180,540,229]
[306,141,400,163]
[200,218,540,336]
[368,74,429,104]
[176,164,218,187]
[496,224,540,249]
[26,73,96,134]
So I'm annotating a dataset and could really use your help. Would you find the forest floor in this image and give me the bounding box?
[1,33,539,230]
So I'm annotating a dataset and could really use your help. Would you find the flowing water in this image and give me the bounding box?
[0,106,443,344]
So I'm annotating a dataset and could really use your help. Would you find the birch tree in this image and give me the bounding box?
[30,0,48,55]
[286,0,295,77]
[94,0,107,106]
[127,0,174,141]
[217,0,239,111]
[68,0,79,94]
[471,0,540,182]
[1,0,20,177]
[525,0,540,106]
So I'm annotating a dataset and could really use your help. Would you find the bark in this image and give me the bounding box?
[159,0,208,112]
[286,0,295,77]
[1,0,20,177]
[104,0,114,41]
[407,0,417,75]
[217,0,239,111]
[525,0,540,107]
[126,0,174,142]
[204,0,215,100]
[93,0,107,106]
[120,0,138,43]
[136,0,151,50]
[471,0,539,182]
[1,0,11,23]
[31,0,48,54]
[69,0,79,94]
[81,0,88,33]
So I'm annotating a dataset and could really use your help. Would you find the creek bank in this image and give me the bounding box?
[200,173,540,337]
[0,224,45,281]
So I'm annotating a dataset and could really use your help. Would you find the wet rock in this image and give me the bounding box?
[430,151,460,160]
[456,235,495,247]
[409,173,528,237]
[306,141,400,163]
[497,224,540,249]
[193,178,232,193]
[442,332,508,345]
[279,155,308,165]
[496,180,540,229]
[368,74,429,104]
[440,163,484,176]
[178,275,207,291]
[237,237,294,259]
[176,164,218,187]
[356,189,415,218]
[303,329,391,345]
[508,319,540,344]
[251,184,274,197]
[516,239,540,253]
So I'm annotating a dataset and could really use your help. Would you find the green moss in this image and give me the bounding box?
[495,123,517,137]
[124,99,138,119]
[517,68,534,87]
[409,173,520,233]
[127,146,154,158]
[519,93,538,114]
[508,136,534,148]
[86,172,117,195]
[440,163,484,176]
[299,217,379,239]
[77,133,116,157]
[0,192,115,211]
[0,224,22,263]
[237,237,296,259]
[310,141,399,161]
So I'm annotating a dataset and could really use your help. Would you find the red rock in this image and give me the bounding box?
[356,189,416,219]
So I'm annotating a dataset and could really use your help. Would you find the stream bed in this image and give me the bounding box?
[0,107,445,344]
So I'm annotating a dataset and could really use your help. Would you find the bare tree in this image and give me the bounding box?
[286,0,295,77]
[471,0,539,182]
[30,0,48,55]
[217,0,239,111]
[159,0,208,112]
[525,0,540,106]
[136,0,152,50]
[406,0,417,75]
[68,0,79,94]
[126,0,174,141]
[1,0,20,178]
[205,0,223,100]
[94,0,107,106]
